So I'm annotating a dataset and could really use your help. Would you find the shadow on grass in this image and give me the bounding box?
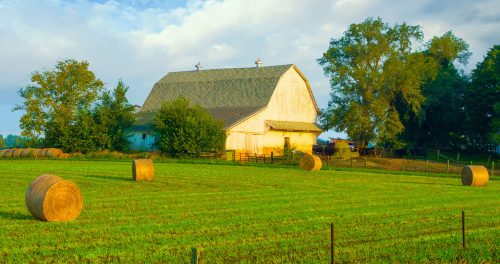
[0,211,34,220]
[83,174,133,182]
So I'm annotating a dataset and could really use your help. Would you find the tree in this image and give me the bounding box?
[94,80,135,151]
[318,18,436,149]
[464,45,500,149]
[14,59,105,149]
[0,135,4,148]
[398,32,470,150]
[154,97,226,156]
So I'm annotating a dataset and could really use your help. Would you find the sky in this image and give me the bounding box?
[0,0,499,140]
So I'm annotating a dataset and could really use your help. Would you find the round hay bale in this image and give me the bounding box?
[2,149,14,158]
[45,148,63,158]
[0,149,9,158]
[39,148,49,157]
[132,159,154,182]
[461,165,489,187]
[30,148,42,158]
[299,154,322,171]
[11,148,22,158]
[25,174,83,222]
[20,148,34,158]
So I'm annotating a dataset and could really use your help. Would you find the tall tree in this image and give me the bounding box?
[318,18,436,148]
[94,80,135,151]
[398,32,471,150]
[154,97,226,157]
[464,45,500,149]
[14,59,105,149]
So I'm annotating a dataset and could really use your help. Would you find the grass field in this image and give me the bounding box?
[0,160,498,263]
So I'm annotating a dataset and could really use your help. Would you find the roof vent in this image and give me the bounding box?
[195,62,202,71]
[255,58,262,68]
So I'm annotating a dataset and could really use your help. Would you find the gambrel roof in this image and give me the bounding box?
[135,64,319,130]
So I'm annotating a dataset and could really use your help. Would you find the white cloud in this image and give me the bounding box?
[0,0,499,138]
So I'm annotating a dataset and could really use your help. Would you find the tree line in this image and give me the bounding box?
[319,17,499,152]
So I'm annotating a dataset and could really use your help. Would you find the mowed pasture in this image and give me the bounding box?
[0,160,498,263]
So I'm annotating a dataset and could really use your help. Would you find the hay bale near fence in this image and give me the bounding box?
[299,154,322,171]
[25,174,83,221]
[461,165,489,187]
[132,159,154,182]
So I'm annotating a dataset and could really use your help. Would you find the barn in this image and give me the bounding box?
[128,63,322,154]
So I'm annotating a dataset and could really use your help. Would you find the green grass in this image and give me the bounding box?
[0,160,498,263]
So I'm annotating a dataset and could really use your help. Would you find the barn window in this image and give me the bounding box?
[142,133,146,140]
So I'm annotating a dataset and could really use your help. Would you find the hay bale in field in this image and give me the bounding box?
[11,148,23,158]
[45,148,63,158]
[461,165,489,187]
[20,148,34,158]
[2,149,14,158]
[299,154,322,171]
[30,148,42,158]
[39,148,49,157]
[0,149,9,158]
[132,159,154,182]
[25,174,83,221]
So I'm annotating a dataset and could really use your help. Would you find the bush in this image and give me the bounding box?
[154,97,226,157]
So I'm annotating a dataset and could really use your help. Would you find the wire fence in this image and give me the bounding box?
[200,149,498,177]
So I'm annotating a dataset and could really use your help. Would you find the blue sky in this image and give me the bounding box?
[1,0,499,140]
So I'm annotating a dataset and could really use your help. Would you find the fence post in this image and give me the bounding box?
[350,158,353,168]
[470,161,473,165]
[447,160,450,174]
[365,158,367,168]
[191,247,203,264]
[426,160,429,174]
[239,153,241,162]
[437,149,440,161]
[263,154,266,163]
[330,223,335,264]
[271,152,274,164]
[492,161,495,177]
[255,153,257,163]
[457,153,460,163]
[402,158,405,171]
[462,211,466,250]
[233,150,236,162]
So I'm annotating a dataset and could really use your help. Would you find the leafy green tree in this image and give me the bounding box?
[318,18,436,149]
[0,135,4,148]
[464,45,500,149]
[398,32,470,149]
[94,80,135,151]
[154,97,226,156]
[14,59,105,149]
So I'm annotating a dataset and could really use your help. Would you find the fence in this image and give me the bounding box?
[198,150,498,177]
[188,210,485,263]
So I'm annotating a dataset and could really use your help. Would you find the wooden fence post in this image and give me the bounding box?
[330,223,335,264]
[271,152,274,164]
[191,247,203,264]
[462,211,466,250]
[492,161,495,177]
[447,160,450,174]
[457,153,460,163]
